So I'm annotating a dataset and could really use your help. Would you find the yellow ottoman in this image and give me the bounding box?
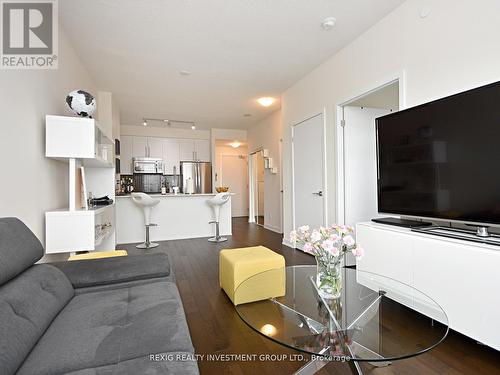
[219,246,285,305]
[68,250,128,261]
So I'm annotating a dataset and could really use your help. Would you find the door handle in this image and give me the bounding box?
[313,191,323,197]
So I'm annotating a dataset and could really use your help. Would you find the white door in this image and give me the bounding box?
[343,106,390,227]
[120,136,133,174]
[132,136,148,158]
[194,139,211,161]
[147,137,163,159]
[179,139,195,161]
[162,139,180,174]
[221,154,248,217]
[292,114,325,229]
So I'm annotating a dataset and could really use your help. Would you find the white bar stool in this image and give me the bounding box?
[207,193,231,243]
[131,192,160,249]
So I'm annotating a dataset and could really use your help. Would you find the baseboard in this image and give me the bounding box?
[264,224,282,234]
[281,237,294,249]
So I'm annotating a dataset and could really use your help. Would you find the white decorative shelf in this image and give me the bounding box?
[261,149,278,174]
[45,114,116,254]
[46,115,114,166]
[45,204,115,254]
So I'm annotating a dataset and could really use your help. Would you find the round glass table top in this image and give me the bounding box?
[235,266,448,362]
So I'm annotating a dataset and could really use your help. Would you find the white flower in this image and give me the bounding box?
[343,235,355,247]
[298,225,310,233]
[289,230,297,243]
[329,234,341,242]
[310,230,322,243]
[303,242,314,254]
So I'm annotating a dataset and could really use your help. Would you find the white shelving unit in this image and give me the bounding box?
[45,115,116,254]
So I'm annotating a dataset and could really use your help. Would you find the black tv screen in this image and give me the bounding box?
[376,81,500,225]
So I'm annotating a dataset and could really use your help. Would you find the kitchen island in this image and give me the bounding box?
[116,193,232,244]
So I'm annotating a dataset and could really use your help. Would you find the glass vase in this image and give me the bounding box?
[315,257,343,299]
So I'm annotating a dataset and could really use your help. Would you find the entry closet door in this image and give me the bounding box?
[292,114,325,229]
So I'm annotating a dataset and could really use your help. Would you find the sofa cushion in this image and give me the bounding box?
[0,264,74,375]
[62,353,199,375]
[0,218,44,285]
[50,253,171,289]
[17,281,195,375]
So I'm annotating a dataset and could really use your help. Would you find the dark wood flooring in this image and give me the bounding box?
[121,218,500,375]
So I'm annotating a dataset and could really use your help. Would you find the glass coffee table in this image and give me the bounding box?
[235,266,448,375]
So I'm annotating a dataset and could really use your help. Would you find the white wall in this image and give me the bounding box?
[247,110,283,233]
[0,30,97,259]
[281,0,500,240]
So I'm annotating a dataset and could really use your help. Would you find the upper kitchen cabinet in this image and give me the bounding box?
[132,136,166,159]
[195,139,211,161]
[120,135,133,174]
[147,137,163,159]
[179,139,196,161]
[132,136,148,158]
[162,138,180,174]
[179,139,211,162]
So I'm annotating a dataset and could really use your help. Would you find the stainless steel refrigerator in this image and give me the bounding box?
[180,161,212,194]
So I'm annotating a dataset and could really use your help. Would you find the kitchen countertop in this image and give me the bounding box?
[116,193,222,198]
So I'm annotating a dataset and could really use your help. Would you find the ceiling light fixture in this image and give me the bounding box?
[321,17,336,30]
[179,70,191,76]
[257,97,275,107]
[142,117,196,130]
[230,141,241,148]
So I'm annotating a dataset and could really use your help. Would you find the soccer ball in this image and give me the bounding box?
[65,90,96,118]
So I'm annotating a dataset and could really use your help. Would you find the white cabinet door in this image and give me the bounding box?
[162,139,180,174]
[179,139,195,161]
[412,237,500,349]
[194,139,210,161]
[356,224,413,286]
[147,137,163,159]
[132,136,148,158]
[120,136,133,174]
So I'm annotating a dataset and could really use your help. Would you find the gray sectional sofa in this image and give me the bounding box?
[0,218,199,375]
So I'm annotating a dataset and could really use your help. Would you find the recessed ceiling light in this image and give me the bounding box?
[191,125,196,130]
[243,113,252,117]
[142,120,147,126]
[229,141,241,148]
[257,97,275,107]
[179,70,191,76]
[163,119,169,123]
[321,17,336,30]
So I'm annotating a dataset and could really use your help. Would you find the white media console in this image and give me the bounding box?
[356,221,500,351]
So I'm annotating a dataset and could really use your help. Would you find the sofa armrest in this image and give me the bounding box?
[49,253,171,289]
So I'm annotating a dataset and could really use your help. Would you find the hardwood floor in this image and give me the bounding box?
[121,218,500,375]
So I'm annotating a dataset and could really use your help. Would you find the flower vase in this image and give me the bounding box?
[315,257,342,299]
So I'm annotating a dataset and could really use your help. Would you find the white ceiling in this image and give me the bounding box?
[60,0,405,129]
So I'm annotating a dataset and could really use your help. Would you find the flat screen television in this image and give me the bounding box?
[376,81,500,225]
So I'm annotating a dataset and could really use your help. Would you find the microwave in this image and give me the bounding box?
[133,158,164,174]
